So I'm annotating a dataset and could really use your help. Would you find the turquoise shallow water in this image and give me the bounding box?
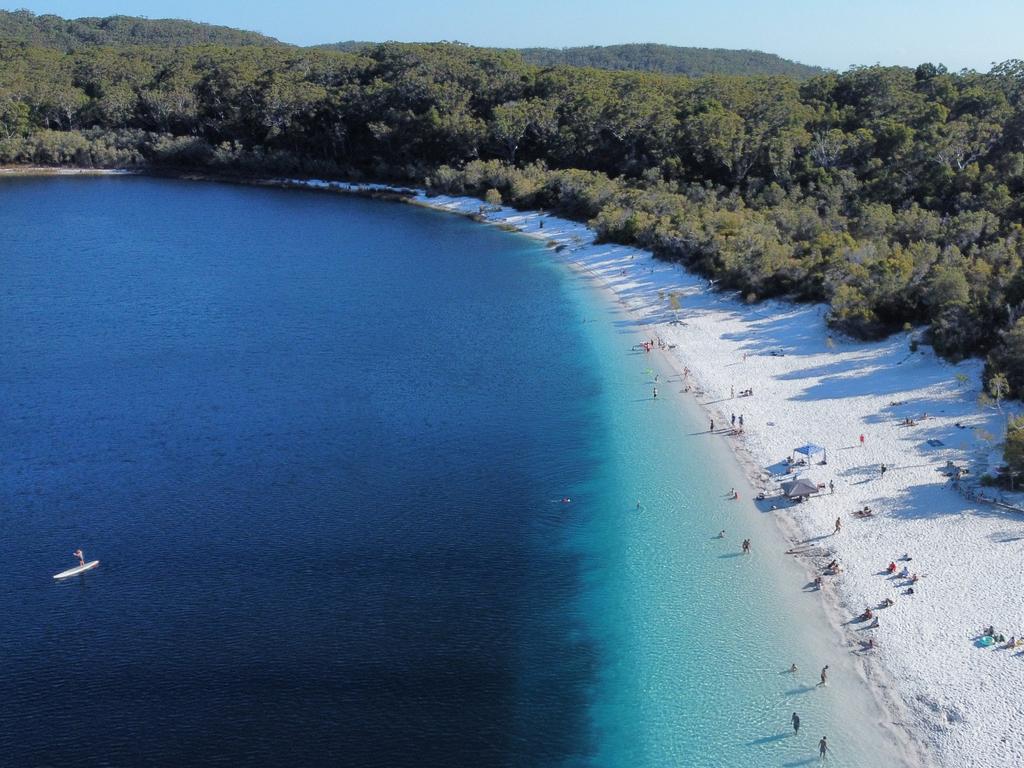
[520,244,906,767]
[0,177,904,767]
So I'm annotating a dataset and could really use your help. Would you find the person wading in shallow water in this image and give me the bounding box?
[818,665,829,686]
[819,735,829,759]
[792,712,800,734]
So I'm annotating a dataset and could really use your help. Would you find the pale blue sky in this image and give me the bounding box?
[8,0,1022,71]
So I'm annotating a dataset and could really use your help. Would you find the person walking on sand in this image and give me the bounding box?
[731,413,736,427]
[829,480,834,494]
[819,735,828,759]
[710,418,714,432]
[880,463,887,477]
[834,517,841,535]
[792,712,800,735]
[859,434,865,446]
[739,414,744,428]
[818,665,829,686]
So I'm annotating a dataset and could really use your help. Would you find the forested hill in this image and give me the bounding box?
[517,44,823,78]
[1,10,822,77]
[0,9,283,49]
[316,41,824,78]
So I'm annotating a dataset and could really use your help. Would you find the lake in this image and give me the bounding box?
[0,176,903,766]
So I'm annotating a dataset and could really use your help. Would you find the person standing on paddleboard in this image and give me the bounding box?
[74,549,85,567]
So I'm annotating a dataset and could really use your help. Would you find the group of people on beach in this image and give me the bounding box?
[729,413,745,435]
[981,625,1024,648]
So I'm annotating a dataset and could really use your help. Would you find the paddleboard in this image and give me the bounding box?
[53,560,100,580]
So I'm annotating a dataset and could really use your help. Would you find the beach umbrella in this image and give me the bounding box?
[781,478,819,498]
[794,443,825,459]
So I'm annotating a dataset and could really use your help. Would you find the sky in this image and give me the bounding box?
[8,0,1023,72]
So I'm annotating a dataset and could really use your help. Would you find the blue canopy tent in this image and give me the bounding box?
[794,443,825,459]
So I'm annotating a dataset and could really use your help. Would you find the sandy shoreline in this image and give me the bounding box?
[0,166,137,176]
[555,228,927,768]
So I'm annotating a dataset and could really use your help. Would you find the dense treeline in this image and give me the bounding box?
[3,34,1024,394]
[318,41,823,79]
[0,10,282,50]
[516,44,823,78]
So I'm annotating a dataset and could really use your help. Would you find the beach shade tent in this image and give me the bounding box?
[794,444,825,461]
[781,478,819,499]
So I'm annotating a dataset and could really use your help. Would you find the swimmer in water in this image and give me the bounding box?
[717,530,725,538]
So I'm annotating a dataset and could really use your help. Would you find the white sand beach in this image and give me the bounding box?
[289,179,1024,766]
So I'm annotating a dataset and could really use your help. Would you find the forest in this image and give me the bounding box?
[3,18,1024,396]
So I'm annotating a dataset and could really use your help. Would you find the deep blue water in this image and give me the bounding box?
[0,178,605,766]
